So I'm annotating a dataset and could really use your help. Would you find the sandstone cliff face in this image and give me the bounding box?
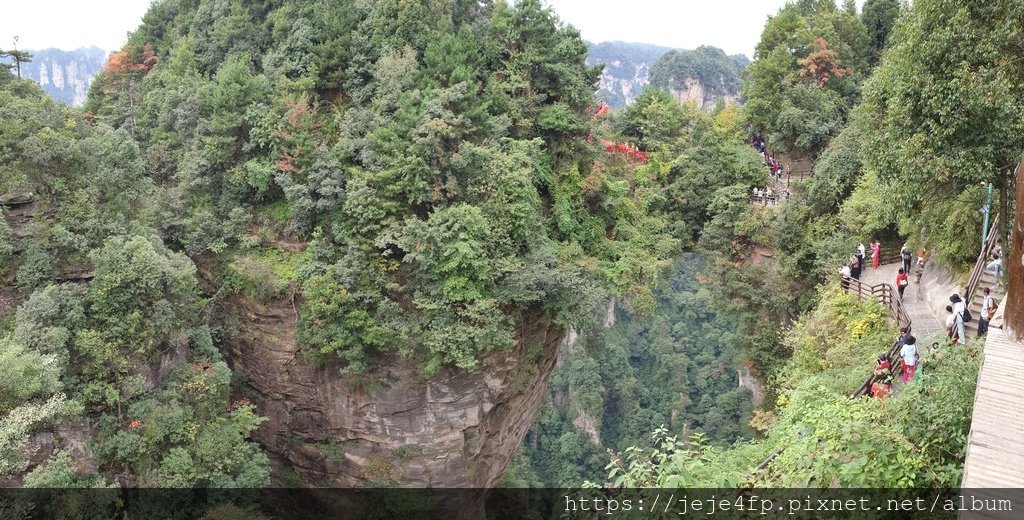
[21,47,106,106]
[595,61,652,107]
[215,289,564,488]
[586,41,672,108]
[670,77,740,109]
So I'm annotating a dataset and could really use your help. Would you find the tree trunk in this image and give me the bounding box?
[1003,153,1024,340]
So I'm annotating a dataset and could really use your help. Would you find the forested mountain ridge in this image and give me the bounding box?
[586,41,748,108]
[3,0,727,493]
[648,46,748,108]
[0,72,269,499]
[18,47,106,106]
[585,41,671,107]
[1,0,773,496]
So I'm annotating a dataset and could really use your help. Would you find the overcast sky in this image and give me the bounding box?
[1,0,864,57]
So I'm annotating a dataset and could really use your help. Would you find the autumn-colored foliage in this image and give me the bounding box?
[103,43,158,75]
[798,37,850,86]
[275,95,321,175]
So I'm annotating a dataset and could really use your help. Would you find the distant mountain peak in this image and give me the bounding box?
[19,47,107,106]
[586,41,747,108]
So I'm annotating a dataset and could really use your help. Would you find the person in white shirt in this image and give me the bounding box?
[945,305,960,345]
[978,287,995,338]
[986,255,1002,280]
[950,294,966,344]
[899,335,919,382]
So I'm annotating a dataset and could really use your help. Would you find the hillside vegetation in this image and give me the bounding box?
[594,0,1022,489]
[1,0,1020,501]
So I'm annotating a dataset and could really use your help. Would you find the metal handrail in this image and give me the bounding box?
[964,214,1001,303]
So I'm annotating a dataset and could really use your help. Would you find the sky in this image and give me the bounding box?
[1,0,864,57]
[546,0,865,57]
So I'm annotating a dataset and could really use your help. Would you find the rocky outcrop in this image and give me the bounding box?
[737,361,765,410]
[670,77,740,109]
[1,191,39,245]
[649,46,747,109]
[586,41,672,108]
[594,61,653,107]
[215,289,564,489]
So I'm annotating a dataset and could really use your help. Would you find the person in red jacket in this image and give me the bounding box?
[895,268,909,300]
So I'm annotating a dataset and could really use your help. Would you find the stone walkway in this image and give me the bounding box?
[858,261,943,336]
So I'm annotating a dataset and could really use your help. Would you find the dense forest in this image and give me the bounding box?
[1,0,1023,509]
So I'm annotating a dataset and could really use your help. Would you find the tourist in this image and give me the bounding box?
[986,254,1002,281]
[871,355,893,399]
[917,247,927,267]
[876,353,892,373]
[839,264,852,290]
[899,335,919,383]
[895,268,909,300]
[871,241,881,269]
[850,252,862,280]
[950,294,967,344]
[978,287,996,338]
[945,305,961,345]
[900,245,912,274]
[896,326,910,347]
[872,353,893,399]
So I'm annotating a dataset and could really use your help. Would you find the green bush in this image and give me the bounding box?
[0,339,62,414]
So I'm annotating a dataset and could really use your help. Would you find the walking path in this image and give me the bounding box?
[961,326,1024,487]
[859,262,943,336]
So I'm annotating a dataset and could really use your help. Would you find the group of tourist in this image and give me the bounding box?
[866,287,999,399]
[839,237,1003,399]
[870,327,919,398]
[751,186,789,205]
[945,288,998,344]
[841,242,873,282]
[748,133,791,204]
[839,241,924,301]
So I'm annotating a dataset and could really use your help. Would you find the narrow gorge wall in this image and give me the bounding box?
[214,287,564,488]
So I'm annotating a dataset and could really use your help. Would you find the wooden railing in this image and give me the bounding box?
[844,277,912,398]
[844,277,912,331]
[877,244,904,266]
[964,214,1001,303]
[748,276,913,479]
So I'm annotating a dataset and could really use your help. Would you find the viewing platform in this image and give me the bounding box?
[961,326,1024,487]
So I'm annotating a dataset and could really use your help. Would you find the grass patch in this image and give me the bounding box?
[225,247,305,303]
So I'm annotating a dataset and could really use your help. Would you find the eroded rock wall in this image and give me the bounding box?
[216,291,564,488]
